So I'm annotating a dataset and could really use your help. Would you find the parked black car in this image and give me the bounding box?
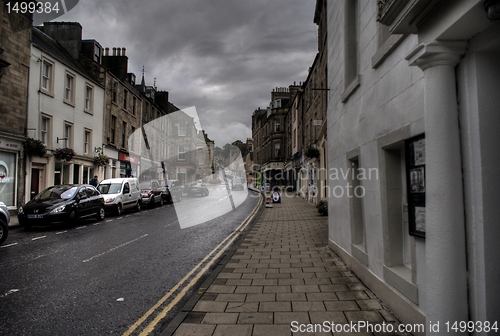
[18,184,105,229]
[165,180,183,203]
[0,201,10,245]
[187,182,209,197]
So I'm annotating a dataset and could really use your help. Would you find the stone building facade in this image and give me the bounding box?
[98,47,143,179]
[0,2,31,209]
[26,25,105,196]
[326,0,500,333]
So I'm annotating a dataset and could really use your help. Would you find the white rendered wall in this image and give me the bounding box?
[458,43,500,327]
[27,46,104,157]
[327,0,426,316]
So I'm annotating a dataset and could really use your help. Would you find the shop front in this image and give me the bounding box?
[119,151,140,178]
[0,135,24,210]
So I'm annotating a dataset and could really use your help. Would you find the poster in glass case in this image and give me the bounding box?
[406,134,426,238]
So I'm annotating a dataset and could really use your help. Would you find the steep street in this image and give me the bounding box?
[0,185,258,336]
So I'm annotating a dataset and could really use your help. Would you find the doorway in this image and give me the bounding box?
[30,168,41,200]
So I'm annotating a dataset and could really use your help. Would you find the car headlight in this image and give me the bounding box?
[105,197,115,203]
[18,206,24,215]
[50,205,66,214]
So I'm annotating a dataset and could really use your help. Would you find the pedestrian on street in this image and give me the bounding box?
[90,175,99,187]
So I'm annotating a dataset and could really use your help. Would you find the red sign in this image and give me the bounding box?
[119,152,140,164]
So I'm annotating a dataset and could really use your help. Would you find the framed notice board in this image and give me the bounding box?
[405,134,426,238]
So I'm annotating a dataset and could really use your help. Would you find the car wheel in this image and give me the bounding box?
[135,201,141,212]
[116,204,122,216]
[0,219,8,245]
[204,190,209,196]
[96,206,105,221]
[150,197,155,208]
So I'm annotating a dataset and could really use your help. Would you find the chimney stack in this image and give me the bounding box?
[42,22,82,60]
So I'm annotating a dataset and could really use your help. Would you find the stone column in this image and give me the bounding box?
[406,41,468,333]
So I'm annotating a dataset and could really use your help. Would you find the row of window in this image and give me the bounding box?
[42,59,94,113]
[111,81,137,115]
[40,114,93,154]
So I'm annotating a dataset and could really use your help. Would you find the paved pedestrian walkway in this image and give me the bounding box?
[168,195,407,336]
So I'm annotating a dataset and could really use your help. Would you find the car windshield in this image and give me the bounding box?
[98,183,122,194]
[36,185,78,201]
[140,182,152,190]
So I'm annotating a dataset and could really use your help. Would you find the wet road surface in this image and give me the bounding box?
[0,184,259,335]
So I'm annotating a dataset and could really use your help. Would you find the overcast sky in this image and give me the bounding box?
[59,0,318,147]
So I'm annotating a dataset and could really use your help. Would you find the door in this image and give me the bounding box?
[30,168,40,200]
[77,187,90,217]
[86,187,100,215]
[122,182,132,208]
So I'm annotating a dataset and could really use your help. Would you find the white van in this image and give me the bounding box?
[97,178,141,215]
[232,177,245,190]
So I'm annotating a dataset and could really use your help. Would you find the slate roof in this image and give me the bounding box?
[31,27,103,87]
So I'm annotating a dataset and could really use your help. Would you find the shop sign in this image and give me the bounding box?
[0,140,21,151]
[118,152,140,164]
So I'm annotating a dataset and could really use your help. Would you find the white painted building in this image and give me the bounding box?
[327,0,500,334]
[25,27,104,200]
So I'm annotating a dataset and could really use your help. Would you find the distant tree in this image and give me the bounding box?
[213,146,223,157]
[232,140,249,158]
[222,143,231,159]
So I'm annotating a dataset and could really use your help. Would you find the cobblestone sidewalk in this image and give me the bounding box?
[169,195,407,336]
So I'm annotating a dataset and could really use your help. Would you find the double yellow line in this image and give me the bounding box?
[123,193,263,336]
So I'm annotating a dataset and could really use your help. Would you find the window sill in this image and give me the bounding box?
[84,109,94,115]
[40,89,54,98]
[341,75,360,103]
[63,100,75,107]
[372,34,406,69]
[383,265,418,304]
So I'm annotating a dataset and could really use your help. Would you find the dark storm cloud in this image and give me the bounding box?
[60,0,317,145]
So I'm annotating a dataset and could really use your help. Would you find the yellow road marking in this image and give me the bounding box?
[123,194,262,336]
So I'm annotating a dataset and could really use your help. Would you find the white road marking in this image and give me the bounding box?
[76,226,86,230]
[93,223,100,226]
[125,194,264,336]
[0,289,19,298]
[1,242,18,248]
[56,231,67,235]
[117,217,123,220]
[32,236,46,241]
[82,234,149,263]
[106,220,113,223]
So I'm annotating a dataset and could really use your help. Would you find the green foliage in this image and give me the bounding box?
[54,147,76,162]
[93,147,110,167]
[317,200,328,216]
[24,138,47,158]
[306,146,320,159]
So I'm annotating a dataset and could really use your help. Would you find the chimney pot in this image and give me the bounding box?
[113,47,117,56]
[105,47,109,56]
[122,48,126,56]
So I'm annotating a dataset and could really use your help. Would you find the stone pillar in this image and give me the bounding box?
[406,41,468,333]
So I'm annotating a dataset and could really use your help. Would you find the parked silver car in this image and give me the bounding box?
[0,201,11,245]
